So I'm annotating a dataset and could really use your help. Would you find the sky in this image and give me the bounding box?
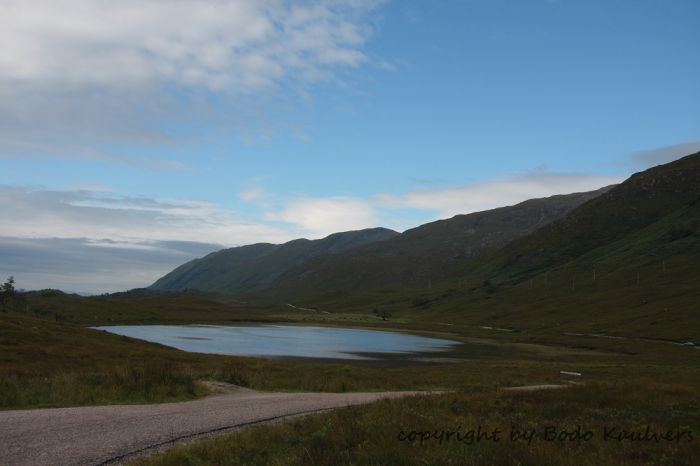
[1,0,699,293]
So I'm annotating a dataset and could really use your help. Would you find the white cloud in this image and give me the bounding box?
[266,196,378,237]
[239,186,267,202]
[0,0,384,159]
[0,185,295,246]
[376,169,623,219]
[263,169,623,236]
[0,0,377,91]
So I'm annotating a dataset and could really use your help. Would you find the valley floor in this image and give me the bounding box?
[1,297,698,466]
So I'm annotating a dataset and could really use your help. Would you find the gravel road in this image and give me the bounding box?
[0,385,429,466]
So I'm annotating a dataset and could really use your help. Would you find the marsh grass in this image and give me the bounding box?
[2,299,698,464]
[0,364,204,408]
[2,311,698,410]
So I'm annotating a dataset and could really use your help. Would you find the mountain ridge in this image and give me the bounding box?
[462,151,700,283]
[264,187,615,296]
[150,227,399,293]
[151,187,613,295]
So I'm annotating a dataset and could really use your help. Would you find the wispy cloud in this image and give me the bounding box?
[376,169,623,219]
[0,185,295,245]
[239,186,267,202]
[0,0,385,160]
[630,141,700,168]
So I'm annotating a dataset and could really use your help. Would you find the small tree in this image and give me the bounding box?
[1,276,16,311]
[379,309,392,321]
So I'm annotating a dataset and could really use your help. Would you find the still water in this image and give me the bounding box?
[96,324,459,360]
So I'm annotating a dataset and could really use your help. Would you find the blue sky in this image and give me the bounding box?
[1,0,699,292]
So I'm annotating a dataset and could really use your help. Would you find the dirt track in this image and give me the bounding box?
[0,384,429,466]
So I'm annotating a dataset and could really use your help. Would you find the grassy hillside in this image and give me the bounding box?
[429,151,700,338]
[150,228,398,293]
[467,151,700,282]
[251,188,612,300]
[143,153,700,343]
[257,153,700,343]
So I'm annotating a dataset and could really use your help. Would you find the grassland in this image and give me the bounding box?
[0,308,634,409]
[131,382,699,466]
[4,233,699,464]
[1,287,698,465]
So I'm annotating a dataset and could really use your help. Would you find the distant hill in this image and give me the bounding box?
[262,187,613,297]
[152,188,611,295]
[149,228,398,293]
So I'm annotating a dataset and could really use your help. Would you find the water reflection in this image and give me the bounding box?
[96,324,459,360]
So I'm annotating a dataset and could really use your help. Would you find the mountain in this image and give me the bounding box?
[464,151,700,283]
[150,152,700,340]
[149,228,399,293]
[401,151,700,339]
[271,152,699,340]
[261,187,613,296]
[152,187,611,296]
[359,151,700,339]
